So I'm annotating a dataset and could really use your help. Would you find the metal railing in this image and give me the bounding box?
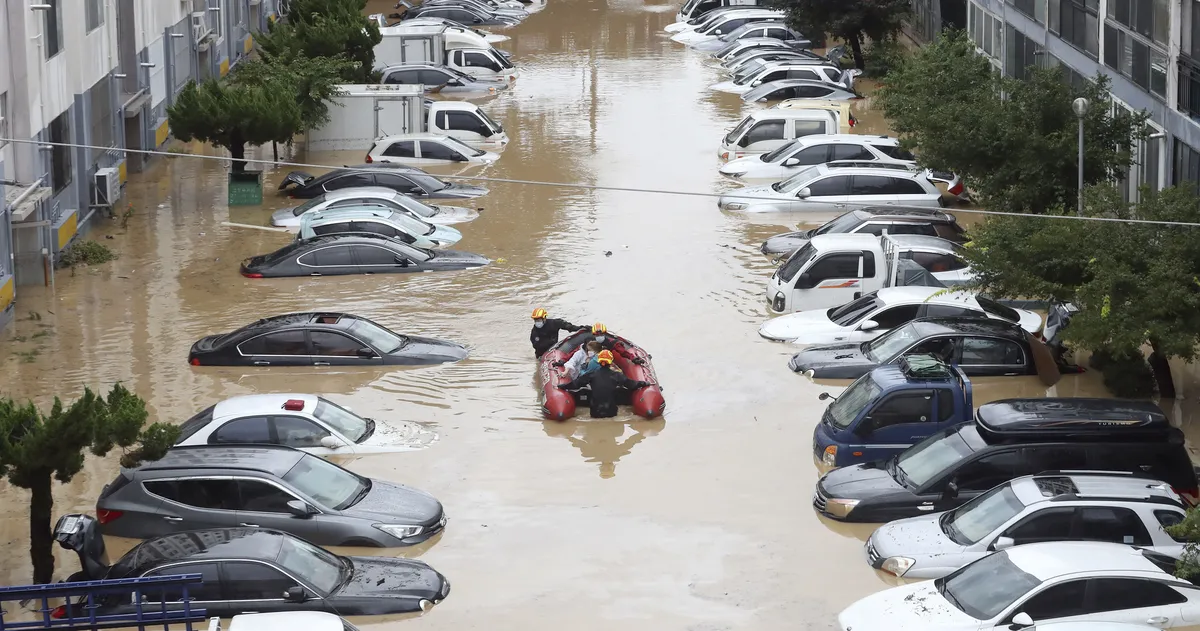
[0,574,207,631]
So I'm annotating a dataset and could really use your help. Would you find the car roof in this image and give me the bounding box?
[883,234,961,252]
[322,187,405,200]
[754,78,839,88]
[1011,473,1184,507]
[227,612,346,631]
[215,312,372,345]
[904,316,1028,339]
[377,132,462,143]
[873,286,968,305]
[851,206,956,222]
[1004,541,1176,580]
[819,163,924,178]
[725,20,788,33]
[976,398,1171,438]
[212,394,322,419]
[292,233,423,253]
[135,445,307,477]
[789,133,895,146]
[115,529,289,577]
[303,207,404,223]
[744,109,836,121]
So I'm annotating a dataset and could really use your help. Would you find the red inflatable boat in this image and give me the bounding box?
[539,331,665,420]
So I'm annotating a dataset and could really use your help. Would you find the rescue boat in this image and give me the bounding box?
[538,330,666,421]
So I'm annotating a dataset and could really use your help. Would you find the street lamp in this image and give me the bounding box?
[1072,97,1090,213]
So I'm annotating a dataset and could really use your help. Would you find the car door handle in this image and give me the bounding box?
[163,516,183,522]
[239,522,260,528]
[313,361,330,366]
[253,361,270,366]
[917,503,935,511]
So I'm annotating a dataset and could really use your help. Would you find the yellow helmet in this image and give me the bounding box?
[597,350,614,365]
[531,308,548,319]
[592,323,607,334]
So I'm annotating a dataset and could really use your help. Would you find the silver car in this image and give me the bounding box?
[96,445,446,547]
[741,78,859,103]
[866,473,1188,579]
[271,187,478,229]
[718,162,944,213]
[379,64,506,95]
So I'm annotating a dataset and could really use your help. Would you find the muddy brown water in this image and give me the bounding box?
[4,1,1200,628]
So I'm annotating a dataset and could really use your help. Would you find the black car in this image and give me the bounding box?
[402,4,521,25]
[760,207,967,257]
[56,522,450,618]
[279,166,488,200]
[813,398,1199,522]
[241,234,489,278]
[188,312,468,367]
[788,317,1056,380]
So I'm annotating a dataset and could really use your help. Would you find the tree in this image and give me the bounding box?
[230,53,356,133]
[256,0,382,83]
[876,30,1146,214]
[1166,509,1200,580]
[0,384,180,584]
[963,184,1200,397]
[768,0,909,69]
[167,78,302,172]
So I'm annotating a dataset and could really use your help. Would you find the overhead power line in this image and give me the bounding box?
[4,136,1200,228]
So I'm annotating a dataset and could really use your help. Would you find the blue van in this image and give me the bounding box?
[812,355,973,468]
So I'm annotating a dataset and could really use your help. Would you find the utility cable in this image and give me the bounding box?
[5,136,1200,228]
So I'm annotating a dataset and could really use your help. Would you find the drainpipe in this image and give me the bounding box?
[8,176,47,211]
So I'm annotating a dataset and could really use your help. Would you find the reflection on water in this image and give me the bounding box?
[543,418,667,478]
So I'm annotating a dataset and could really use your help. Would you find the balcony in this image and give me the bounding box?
[1180,55,1200,120]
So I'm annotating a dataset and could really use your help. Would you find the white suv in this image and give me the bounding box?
[720,134,914,180]
[718,162,945,213]
[867,472,1188,579]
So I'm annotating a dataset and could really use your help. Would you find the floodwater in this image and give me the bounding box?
[3,0,1200,629]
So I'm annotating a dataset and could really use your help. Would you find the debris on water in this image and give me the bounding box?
[496,257,507,263]
[104,235,114,239]
[604,251,613,257]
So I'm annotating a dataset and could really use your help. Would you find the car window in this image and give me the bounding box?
[821,67,841,81]
[850,175,892,195]
[237,479,298,513]
[937,389,955,421]
[322,173,373,191]
[911,252,968,272]
[220,561,298,600]
[272,415,332,448]
[178,405,216,442]
[1077,506,1152,545]
[1156,510,1187,542]
[354,244,403,266]
[237,331,308,356]
[144,479,240,510]
[382,141,416,158]
[282,455,367,510]
[960,338,1026,366]
[794,119,829,137]
[311,221,353,236]
[884,222,939,236]
[309,331,369,356]
[886,178,930,195]
[1088,578,1188,612]
[956,450,1020,491]
[420,69,453,85]
[372,173,425,194]
[383,70,421,84]
[939,550,1041,619]
[789,145,830,165]
[767,28,791,38]
[945,483,1026,545]
[300,245,356,267]
[871,305,921,329]
[806,175,852,196]
[1019,446,1089,473]
[786,69,819,81]
[420,140,466,162]
[143,563,222,602]
[349,221,403,239]
[924,304,985,319]
[863,391,933,433]
[1017,580,1089,620]
[740,120,785,147]
[795,85,834,98]
[806,254,862,283]
[446,111,492,135]
[210,416,272,445]
[1003,507,1076,544]
[833,144,874,161]
[463,51,500,71]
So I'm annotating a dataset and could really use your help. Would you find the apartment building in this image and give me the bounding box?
[0,0,280,332]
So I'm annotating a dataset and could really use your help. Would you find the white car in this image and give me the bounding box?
[670,10,784,44]
[718,163,945,213]
[368,133,500,166]
[175,394,437,457]
[270,187,479,228]
[720,135,914,180]
[838,541,1200,631]
[712,64,856,94]
[216,612,359,631]
[866,473,1189,580]
[665,6,764,33]
[758,287,1041,343]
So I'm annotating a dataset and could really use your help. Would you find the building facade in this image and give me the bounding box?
[0,0,280,333]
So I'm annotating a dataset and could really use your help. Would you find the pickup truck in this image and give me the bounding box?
[812,355,972,468]
[208,612,357,631]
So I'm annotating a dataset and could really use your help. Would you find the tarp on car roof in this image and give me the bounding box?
[893,259,945,288]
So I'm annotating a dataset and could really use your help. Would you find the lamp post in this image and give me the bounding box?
[1072,97,1090,213]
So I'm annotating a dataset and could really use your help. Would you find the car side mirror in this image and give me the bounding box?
[449,80,463,86]
[795,272,814,289]
[859,319,879,331]
[357,347,378,358]
[286,500,317,518]
[320,436,343,450]
[943,479,959,500]
[284,586,307,603]
[783,158,800,167]
[797,187,812,199]
[1010,612,1034,630]
[991,536,1015,552]
[818,392,832,401]
[395,256,411,267]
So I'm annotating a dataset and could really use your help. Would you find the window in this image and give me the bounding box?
[1077,506,1151,544]
[873,145,916,161]
[354,245,402,266]
[310,222,352,236]
[850,175,893,195]
[383,70,421,84]
[419,70,454,85]
[886,178,931,195]
[792,85,834,98]
[349,221,401,238]
[323,174,373,192]
[786,69,821,81]
[911,252,968,273]
[740,121,785,147]
[273,416,331,448]
[237,480,298,513]
[1017,580,1089,619]
[1104,26,1168,98]
[300,246,355,267]
[373,173,421,194]
[245,331,308,357]
[1174,140,1200,194]
[1109,0,1169,46]
[383,141,416,158]
[832,144,874,161]
[806,175,852,196]
[1020,446,1089,472]
[446,111,492,136]
[960,338,1026,365]
[143,564,222,602]
[88,77,114,162]
[309,331,368,356]
[1156,510,1188,541]
[144,479,239,510]
[210,416,272,444]
[463,51,500,71]
[49,112,71,194]
[925,305,985,318]
[0,92,9,149]
[1089,578,1187,611]
[1012,0,1044,24]
[1006,26,1044,80]
[44,0,63,58]
[86,0,104,31]
[1059,0,1099,57]
[419,141,466,162]
[766,28,791,39]
[220,562,298,600]
[956,450,1020,491]
[937,390,956,420]
[792,122,829,141]
[1004,507,1076,543]
[790,146,831,165]
[863,391,934,432]
[871,305,921,328]
[805,254,862,282]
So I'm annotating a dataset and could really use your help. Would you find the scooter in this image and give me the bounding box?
[53,513,111,582]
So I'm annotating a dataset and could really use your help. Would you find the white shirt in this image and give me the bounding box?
[565,348,591,377]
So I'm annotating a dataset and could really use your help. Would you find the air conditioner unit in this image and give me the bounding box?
[94,167,121,206]
[192,11,211,43]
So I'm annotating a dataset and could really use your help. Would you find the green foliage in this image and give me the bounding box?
[230,53,356,133]
[768,0,909,68]
[876,30,1146,214]
[862,37,906,78]
[167,78,302,171]
[1167,513,1200,580]
[57,241,117,268]
[1088,347,1156,398]
[256,0,381,83]
[0,384,180,582]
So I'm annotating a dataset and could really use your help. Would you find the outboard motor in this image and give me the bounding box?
[54,514,110,582]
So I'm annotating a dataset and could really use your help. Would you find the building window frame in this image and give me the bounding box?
[1104,23,1169,99]
[85,0,104,32]
[1059,0,1100,58]
[48,112,72,195]
[43,0,63,59]
[1173,138,1200,195]
[0,92,8,149]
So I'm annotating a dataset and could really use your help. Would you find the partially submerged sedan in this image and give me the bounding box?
[718,163,944,213]
[760,207,967,258]
[271,187,479,228]
[719,135,913,180]
[366,133,500,166]
[278,166,488,200]
[241,234,489,278]
[187,312,468,367]
[742,79,859,103]
[298,207,463,249]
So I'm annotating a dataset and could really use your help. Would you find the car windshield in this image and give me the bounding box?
[408,174,449,193]
[314,399,371,443]
[776,243,815,282]
[282,454,370,510]
[386,211,437,236]
[773,165,822,192]
[863,322,923,362]
[275,535,346,595]
[762,140,801,163]
[977,296,1021,323]
[825,375,881,429]
[936,551,1040,620]
[895,428,976,488]
[347,319,409,354]
[477,109,503,133]
[444,136,486,157]
[943,483,1026,545]
[291,195,329,217]
[827,294,881,326]
[813,211,864,236]
[392,194,437,218]
[725,116,755,146]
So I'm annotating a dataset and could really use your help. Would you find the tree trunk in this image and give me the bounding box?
[229,129,247,173]
[1148,340,1177,399]
[849,33,866,70]
[273,141,279,162]
[29,472,55,584]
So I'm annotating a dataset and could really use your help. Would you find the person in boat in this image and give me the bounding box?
[570,323,645,365]
[563,341,603,378]
[530,308,586,359]
[557,350,651,418]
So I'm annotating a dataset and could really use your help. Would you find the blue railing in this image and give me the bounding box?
[0,574,207,631]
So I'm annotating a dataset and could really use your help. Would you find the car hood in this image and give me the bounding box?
[758,309,843,343]
[719,184,784,208]
[837,582,977,631]
[433,184,489,198]
[428,224,463,247]
[869,514,964,561]
[338,556,446,600]
[427,249,490,268]
[398,335,470,362]
[719,155,769,175]
[342,480,443,524]
[710,81,751,94]
[426,204,480,225]
[788,343,876,374]
[271,207,305,228]
[760,231,810,256]
[819,461,905,501]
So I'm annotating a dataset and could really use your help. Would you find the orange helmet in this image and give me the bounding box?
[531,308,548,319]
[597,350,614,365]
[592,323,607,334]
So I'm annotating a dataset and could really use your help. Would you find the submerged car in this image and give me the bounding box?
[742,79,859,103]
[401,3,522,26]
[760,207,967,258]
[241,234,489,279]
[366,133,499,166]
[789,317,1054,379]
[380,64,507,94]
[297,207,463,249]
[719,135,915,179]
[187,312,468,367]
[271,187,479,228]
[719,162,944,213]
[278,166,488,200]
[691,22,809,52]
[713,63,855,95]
